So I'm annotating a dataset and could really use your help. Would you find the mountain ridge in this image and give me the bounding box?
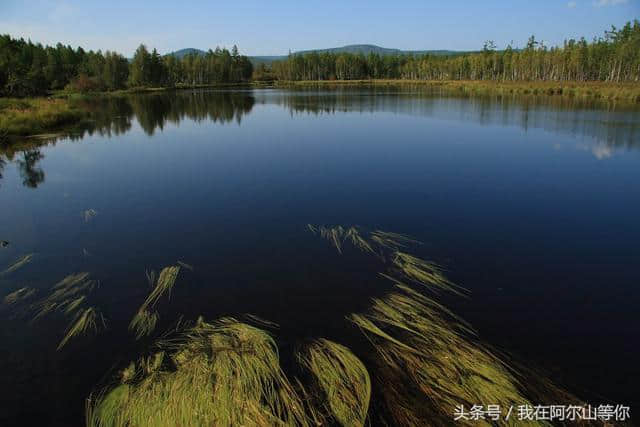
[166,44,473,65]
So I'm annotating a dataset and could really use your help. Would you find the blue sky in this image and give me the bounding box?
[1,0,638,56]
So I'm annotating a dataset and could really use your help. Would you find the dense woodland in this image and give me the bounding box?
[1,21,639,97]
[272,21,640,82]
[0,37,253,96]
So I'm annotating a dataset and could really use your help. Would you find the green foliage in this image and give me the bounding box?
[0,35,253,97]
[272,20,640,83]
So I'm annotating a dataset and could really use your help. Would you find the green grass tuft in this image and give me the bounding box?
[58,306,105,350]
[298,338,371,426]
[89,317,315,427]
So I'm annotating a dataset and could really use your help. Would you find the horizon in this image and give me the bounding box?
[1,0,638,57]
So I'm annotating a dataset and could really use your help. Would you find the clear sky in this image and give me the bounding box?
[1,0,638,56]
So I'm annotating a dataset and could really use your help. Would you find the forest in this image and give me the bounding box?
[272,20,640,82]
[1,20,639,98]
[0,37,253,97]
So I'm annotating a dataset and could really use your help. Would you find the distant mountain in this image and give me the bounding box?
[294,44,469,57]
[168,48,207,59]
[166,45,472,66]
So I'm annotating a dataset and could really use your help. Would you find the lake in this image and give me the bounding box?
[1,87,639,425]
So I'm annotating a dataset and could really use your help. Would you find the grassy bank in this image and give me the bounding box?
[275,79,640,102]
[0,97,87,137]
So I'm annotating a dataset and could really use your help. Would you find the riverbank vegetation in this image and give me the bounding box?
[0,34,253,97]
[0,97,87,136]
[272,20,640,83]
[276,79,640,101]
[1,21,638,138]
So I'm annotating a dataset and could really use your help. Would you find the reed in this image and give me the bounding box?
[298,338,371,426]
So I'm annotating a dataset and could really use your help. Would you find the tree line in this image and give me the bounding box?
[0,36,253,96]
[272,21,640,82]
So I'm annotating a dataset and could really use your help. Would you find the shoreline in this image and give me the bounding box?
[274,79,640,101]
[1,80,638,140]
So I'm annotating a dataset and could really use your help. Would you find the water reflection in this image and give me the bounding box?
[17,150,45,188]
[253,88,640,152]
[0,87,639,188]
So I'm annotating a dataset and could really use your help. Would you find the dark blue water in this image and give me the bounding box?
[1,88,639,425]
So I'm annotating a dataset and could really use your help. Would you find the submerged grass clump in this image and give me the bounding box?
[58,306,105,350]
[1,253,34,276]
[392,251,463,295]
[319,225,345,253]
[176,260,193,271]
[129,266,181,339]
[88,317,314,427]
[129,309,159,340]
[298,338,371,426]
[350,280,536,426]
[369,230,419,251]
[32,272,98,320]
[83,208,99,223]
[3,286,36,305]
[309,224,460,294]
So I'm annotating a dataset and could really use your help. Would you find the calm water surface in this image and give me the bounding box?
[1,87,639,425]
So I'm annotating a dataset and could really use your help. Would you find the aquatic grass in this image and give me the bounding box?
[130,266,181,339]
[58,306,105,350]
[83,208,99,223]
[176,260,193,271]
[319,225,345,253]
[369,230,419,251]
[345,227,375,254]
[309,224,420,256]
[144,269,156,287]
[3,286,36,304]
[62,295,86,314]
[129,309,159,340]
[143,265,181,309]
[298,338,371,426]
[88,317,314,427]
[1,253,34,276]
[309,225,466,297]
[349,281,539,426]
[391,251,464,295]
[31,272,97,321]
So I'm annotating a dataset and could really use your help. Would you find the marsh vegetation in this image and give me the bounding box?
[80,225,580,426]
